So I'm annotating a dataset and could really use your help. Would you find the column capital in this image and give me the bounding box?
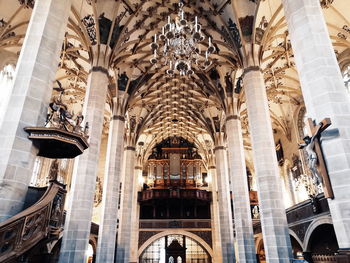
[135,166,143,170]
[243,66,261,75]
[113,115,125,122]
[226,115,238,122]
[124,146,136,151]
[213,146,225,152]
[208,166,216,169]
[90,66,110,77]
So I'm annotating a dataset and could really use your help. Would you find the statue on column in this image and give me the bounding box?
[225,72,233,93]
[45,82,88,137]
[118,71,129,91]
[299,126,323,186]
[298,118,334,198]
[48,159,60,181]
[234,76,243,94]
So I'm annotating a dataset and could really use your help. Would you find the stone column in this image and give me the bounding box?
[282,0,350,250]
[214,137,236,263]
[243,67,292,262]
[116,145,136,263]
[208,165,223,263]
[95,102,125,263]
[58,66,109,263]
[0,0,72,221]
[226,116,256,263]
[130,165,142,263]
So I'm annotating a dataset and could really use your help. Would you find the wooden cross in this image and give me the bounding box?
[301,118,334,199]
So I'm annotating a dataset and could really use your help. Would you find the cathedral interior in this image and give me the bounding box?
[0,0,350,262]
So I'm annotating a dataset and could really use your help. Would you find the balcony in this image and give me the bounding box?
[139,219,211,229]
[138,189,212,203]
[253,193,330,237]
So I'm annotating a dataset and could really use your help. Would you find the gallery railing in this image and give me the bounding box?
[138,189,212,202]
[139,219,211,229]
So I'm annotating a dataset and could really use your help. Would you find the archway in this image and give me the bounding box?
[306,224,339,263]
[139,233,211,263]
[290,235,303,259]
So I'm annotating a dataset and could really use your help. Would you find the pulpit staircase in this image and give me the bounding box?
[0,180,66,263]
[0,91,90,262]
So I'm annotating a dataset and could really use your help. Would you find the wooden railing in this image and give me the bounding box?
[312,254,337,262]
[138,189,212,202]
[140,219,211,229]
[0,181,66,263]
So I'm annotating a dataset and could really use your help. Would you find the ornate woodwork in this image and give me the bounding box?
[0,181,66,263]
[24,127,89,159]
[138,189,212,203]
[139,219,211,229]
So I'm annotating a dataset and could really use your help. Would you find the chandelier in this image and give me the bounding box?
[150,2,215,76]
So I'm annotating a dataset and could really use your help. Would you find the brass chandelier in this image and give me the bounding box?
[150,1,215,76]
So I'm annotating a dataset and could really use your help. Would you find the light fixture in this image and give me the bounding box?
[150,1,215,76]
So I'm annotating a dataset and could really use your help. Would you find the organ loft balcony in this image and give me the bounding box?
[138,137,260,222]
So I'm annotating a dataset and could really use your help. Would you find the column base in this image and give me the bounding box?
[336,249,350,263]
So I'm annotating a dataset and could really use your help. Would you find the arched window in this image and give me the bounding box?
[0,64,15,127]
[140,234,211,263]
[30,157,42,186]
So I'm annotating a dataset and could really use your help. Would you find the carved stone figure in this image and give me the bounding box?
[51,195,62,221]
[225,72,233,93]
[235,76,243,94]
[252,205,260,219]
[49,159,59,181]
[227,18,242,48]
[118,71,129,91]
[46,97,87,136]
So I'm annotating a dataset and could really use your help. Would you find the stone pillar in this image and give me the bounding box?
[130,165,142,263]
[282,0,350,250]
[58,66,109,263]
[226,116,256,263]
[95,105,125,263]
[208,165,223,263]
[243,67,292,262]
[0,0,72,221]
[214,138,236,263]
[116,145,136,263]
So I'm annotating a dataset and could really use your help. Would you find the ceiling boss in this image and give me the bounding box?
[150,1,215,76]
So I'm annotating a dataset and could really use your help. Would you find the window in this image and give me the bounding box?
[30,157,42,186]
[140,235,211,263]
[0,64,15,127]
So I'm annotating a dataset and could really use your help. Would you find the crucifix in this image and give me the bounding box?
[299,118,334,199]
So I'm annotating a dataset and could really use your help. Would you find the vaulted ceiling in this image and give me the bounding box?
[0,0,349,165]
